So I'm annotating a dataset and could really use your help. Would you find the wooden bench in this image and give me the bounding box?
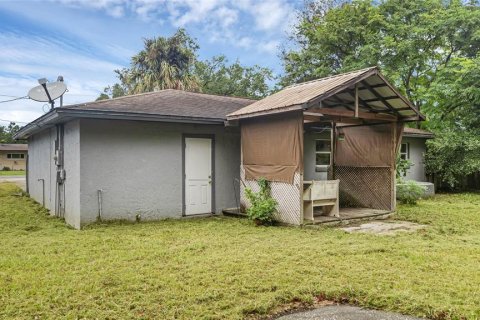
[303,180,340,221]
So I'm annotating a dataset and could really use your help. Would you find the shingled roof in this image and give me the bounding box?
[63,89,254,120]
[15,90,255,140]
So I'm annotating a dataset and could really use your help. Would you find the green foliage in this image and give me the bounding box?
[99,30,274,100]
[425,130,480,189]
[0,122,22,144]
[396,155,412,179]
[397,180,426,205]
[195,55,274,99]
[244,178,277,225]
[282,0,480,113]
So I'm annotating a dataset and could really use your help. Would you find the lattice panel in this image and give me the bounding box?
[333,166,393,211]
[240,166,302,225]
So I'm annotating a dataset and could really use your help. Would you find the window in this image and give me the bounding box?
[400,143,409,160]
[315,139,331,169]
[7,153,25,159]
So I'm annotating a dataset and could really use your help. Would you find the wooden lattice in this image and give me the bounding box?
[240,166,302,225]
[333,166,393,211]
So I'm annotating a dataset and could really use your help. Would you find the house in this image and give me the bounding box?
[16,67,424,229]
[0,144,28,170]
[15,90,252,229]
[400,127,434,182]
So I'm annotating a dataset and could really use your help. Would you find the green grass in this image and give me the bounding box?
[0,182,479,319]
[0,170,25,176]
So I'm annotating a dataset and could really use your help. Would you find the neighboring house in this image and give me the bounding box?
[16,67,424,229]
[0,144,28,170]
[400,127,434,182]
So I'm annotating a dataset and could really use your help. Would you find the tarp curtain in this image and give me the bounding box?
[241,111,303,184]
[335,122,404,167]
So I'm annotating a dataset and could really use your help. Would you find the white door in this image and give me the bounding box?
[185,137,212,215]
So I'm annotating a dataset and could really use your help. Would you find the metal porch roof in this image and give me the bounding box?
[227,67,423,121]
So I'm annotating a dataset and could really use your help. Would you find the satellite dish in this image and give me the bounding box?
[28,81,67,102]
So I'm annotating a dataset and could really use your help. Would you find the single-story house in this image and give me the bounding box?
[16,67,425,229]
[400,127,434,182]
[0,143,28,170]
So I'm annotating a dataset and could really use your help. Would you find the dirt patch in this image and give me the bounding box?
[341,221,427,235]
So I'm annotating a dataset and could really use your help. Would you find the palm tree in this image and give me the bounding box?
[119,29,200,94]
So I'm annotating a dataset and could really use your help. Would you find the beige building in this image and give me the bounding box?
[0,144,28,170]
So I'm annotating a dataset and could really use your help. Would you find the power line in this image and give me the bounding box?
[0,118,28,124]
[0,94,24,98]
[0,96,29,103]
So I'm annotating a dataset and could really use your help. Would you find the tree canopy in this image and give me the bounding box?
[0,123,22,144]
[99,30,274,100]
[195,55,274,98]
[282,0,480,188]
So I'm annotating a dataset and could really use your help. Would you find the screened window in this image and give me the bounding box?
[315,139,331,168]
[400,143,409,160]
[7,153,25,159]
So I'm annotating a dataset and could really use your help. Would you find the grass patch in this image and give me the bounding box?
[0,170,25,176]
[0,182,479,319]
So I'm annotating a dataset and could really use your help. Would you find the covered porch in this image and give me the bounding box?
[227,67,424,225]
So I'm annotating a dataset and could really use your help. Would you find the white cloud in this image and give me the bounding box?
[47,0,295,51]
[258,40,280,54]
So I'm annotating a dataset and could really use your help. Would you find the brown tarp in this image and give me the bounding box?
[241,111,303,183]
[335,123,403,167]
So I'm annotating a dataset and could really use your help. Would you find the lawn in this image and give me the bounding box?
[0,183,479,319]
[0,170,25,176]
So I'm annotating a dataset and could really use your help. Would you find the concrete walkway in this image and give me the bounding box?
[0,176,26,190]
[277,305,423,320]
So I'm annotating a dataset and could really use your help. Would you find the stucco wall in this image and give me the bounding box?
[27,123,81,228]
[63,120,81,228]
[402,137,428,182]
[78,119,240,226]
[27,128,56,211]
[0,151,27,170]
[304,130,331,181]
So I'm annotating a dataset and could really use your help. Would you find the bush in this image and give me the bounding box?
[425,130,480,190]
[1,167,11,171]
[244,178,277,225]
[397,180,426,205]
[396,155,412,179]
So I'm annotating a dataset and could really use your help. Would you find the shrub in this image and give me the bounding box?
[396,155,412,179]
[397,180,426,205]
[1,167,11,171]
[244,178,277,225]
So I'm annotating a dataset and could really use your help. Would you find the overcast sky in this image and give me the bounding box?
[0,0,301,125]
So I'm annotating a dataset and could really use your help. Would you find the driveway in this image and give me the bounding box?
[0,175,26,191]
[277,305,424,320]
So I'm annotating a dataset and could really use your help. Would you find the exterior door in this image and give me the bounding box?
[184,137,212,215]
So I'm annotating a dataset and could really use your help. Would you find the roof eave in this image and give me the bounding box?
[15,108,227,140]
[226,104,304,120]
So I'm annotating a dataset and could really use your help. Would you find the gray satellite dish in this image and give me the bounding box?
[28,81,67,102]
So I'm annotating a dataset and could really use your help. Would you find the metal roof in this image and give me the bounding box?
[227,67,423,120]
[0,144,28,151]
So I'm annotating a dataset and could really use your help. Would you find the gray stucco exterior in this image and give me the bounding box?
[28,119,240,229]
[401,136,428,182]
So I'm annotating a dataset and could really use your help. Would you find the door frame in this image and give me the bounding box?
[182,134,216,216]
